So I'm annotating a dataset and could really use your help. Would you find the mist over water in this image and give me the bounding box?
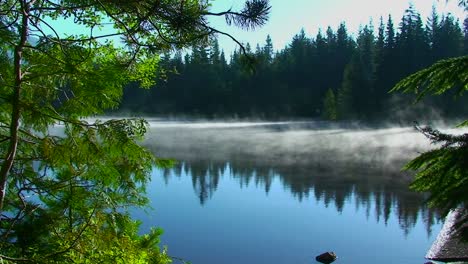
[130,120,468,264]
[144,120,435,166]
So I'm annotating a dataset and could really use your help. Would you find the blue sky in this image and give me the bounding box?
[44,0,465,56]
[209,0,466,56]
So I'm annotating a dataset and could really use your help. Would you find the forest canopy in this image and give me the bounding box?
[119,5,468,121]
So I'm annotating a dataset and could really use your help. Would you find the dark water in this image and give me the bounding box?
[133,121,447,264]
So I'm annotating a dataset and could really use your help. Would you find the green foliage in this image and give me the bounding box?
[390,0,468,240]
[336,81,354,120]
[1,211,173,263]
[0,117,173,262]
[0,0,271,262]
[391,56,468,101]
[403,126,468,214]
[119,5,467,120]
[224,0,271,30]
[322,88,337,120]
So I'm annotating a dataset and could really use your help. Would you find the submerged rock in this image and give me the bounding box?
[315,252,337,263]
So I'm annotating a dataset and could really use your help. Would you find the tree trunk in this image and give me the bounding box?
[0,0,30,212]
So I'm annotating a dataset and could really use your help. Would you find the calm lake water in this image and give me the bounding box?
[133,121,447,264]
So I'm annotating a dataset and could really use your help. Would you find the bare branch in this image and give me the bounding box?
[0,254,29,262]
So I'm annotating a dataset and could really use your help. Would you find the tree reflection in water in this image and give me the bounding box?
[143,121,444,237]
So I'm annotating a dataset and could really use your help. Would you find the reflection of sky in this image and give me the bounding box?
[128,122,463,264]
[133,166,441,264]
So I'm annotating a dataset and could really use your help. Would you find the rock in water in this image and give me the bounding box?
[315,252,337,263]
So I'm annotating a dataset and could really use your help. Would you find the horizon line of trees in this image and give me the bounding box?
[119,5,468,121]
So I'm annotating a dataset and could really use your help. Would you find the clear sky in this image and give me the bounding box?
[43,0,466,56]
[208,0,466,56]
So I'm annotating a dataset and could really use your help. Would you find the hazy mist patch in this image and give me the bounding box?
[143,120,465,168]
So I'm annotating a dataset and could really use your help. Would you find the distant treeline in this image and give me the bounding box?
[119,5,468,121]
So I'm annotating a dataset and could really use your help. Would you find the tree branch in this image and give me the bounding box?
[205,26,246,55]
[0,254,29,262]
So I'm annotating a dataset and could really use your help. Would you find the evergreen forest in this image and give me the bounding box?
[120,5,468,122]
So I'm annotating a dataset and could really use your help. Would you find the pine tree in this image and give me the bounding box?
[210,38,222,66]
[375,17,386,65]
[379,15,400,93]
[374,17,387,114]
[264,35,274,63]
[386,15,396,51]
[339,24,376,119]
[396,5,431,76]
[426,5,441,60]
[322,88,337,120]
[437,14,464,59]
[336,79,354,120]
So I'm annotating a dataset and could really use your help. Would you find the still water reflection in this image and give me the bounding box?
[133,121,444,264]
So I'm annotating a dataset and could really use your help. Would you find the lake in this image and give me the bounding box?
[132,121,446,264]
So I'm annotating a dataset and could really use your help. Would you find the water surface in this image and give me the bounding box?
[133,121,445,264]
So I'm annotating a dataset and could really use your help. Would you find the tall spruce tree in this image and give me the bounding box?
[437,14,464,59]
[374,17,387,114]
[339,24,376,119]
[397,5,431,76]
[426,5,441,60]
[264,35,274,63]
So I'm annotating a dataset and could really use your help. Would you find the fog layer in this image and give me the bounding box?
[143,121,446,167]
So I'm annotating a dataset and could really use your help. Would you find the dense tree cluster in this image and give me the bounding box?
[120,5,468,121]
